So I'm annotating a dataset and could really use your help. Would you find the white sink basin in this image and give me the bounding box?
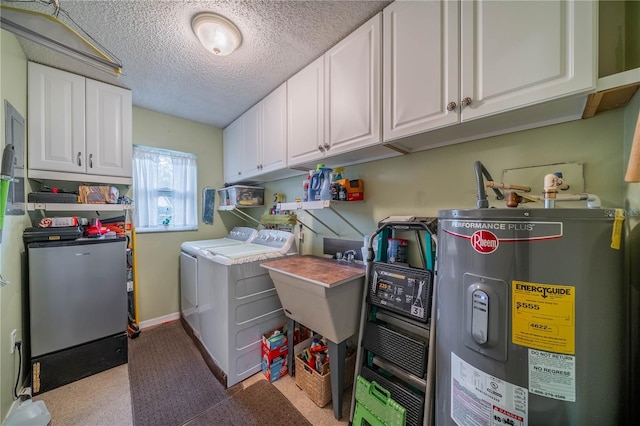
[261,256,365,343]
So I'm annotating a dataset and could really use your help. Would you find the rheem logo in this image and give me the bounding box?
[471,230,499,254]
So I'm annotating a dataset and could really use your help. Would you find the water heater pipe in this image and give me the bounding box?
[522,193,602,208]
[474,161,504,208]
[485,181,531,192]
[543,173,570,208]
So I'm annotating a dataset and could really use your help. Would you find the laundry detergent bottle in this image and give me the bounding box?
[308,170,323,201]
[319,167,333,201]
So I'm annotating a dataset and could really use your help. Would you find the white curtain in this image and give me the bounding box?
[132,145,197,232]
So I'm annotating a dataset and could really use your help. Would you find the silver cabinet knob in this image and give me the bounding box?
[89,153,93,168]
[447,102,457,111]
[77,152,82,167]
[461,97,472,107]
[323,143,330,151]
[318,145,325,152]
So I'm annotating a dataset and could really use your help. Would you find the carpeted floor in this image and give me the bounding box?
[185,380,310,426]
[128,321,311,426]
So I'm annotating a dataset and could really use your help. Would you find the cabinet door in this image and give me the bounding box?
[460,0,595,121]
[85,79,132,177]
[325,13,381,155]
[287,56,325,166]
[223,117,243,183]
[28,62,85,173]
[241,102,261,178]
[260,83,287,174]
[383,1,459,142]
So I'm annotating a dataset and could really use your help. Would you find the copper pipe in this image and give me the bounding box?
[486,181,531,192]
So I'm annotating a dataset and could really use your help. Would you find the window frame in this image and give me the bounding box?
[132,145,198,234]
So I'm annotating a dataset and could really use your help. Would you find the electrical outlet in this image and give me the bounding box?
[10,329,17,354]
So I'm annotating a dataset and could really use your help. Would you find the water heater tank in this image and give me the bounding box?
[436,208,630,425]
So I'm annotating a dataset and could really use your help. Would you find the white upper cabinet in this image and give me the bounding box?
[241,102,261,177]
[287,13,383,168]
[85,79,132,178]
[260,83,287,174]
[324,12,381,156]
[383,0,595,145]
[28,62,86,174]
[287,56,325,166]
[223,116,243,183]
[28,62,133,184]
[223,83,287,184]
[459,0,595,121]
[383,0,459,141]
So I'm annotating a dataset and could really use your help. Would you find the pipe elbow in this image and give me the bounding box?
[585,194,601,209]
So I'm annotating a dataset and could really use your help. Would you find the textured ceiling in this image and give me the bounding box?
[4,0,392,129]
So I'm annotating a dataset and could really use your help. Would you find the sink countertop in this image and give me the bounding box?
[261,255,365,287]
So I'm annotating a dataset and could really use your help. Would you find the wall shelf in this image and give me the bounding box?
[217,205,263,226]
[27,203,132,212]
[278,200,364,237]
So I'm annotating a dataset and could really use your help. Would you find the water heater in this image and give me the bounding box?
[436,208,630,425]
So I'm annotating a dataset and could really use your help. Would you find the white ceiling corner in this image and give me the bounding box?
[6,0,392,129]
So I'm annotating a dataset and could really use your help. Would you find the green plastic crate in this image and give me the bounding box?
[353,375,406,426]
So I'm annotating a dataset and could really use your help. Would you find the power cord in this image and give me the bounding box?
[13,341,22,399]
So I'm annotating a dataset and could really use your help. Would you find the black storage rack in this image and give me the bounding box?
[350,217,438,426]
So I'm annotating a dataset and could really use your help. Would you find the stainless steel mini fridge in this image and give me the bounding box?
[27,237,128,394]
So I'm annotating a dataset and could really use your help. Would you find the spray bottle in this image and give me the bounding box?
[302,172,311,202]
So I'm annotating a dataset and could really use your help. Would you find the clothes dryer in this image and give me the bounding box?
[180,227,257,337]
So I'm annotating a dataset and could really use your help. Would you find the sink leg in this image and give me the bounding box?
[287,318,295,377]
[328,339,346,420]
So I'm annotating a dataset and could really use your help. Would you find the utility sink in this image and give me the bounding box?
[261,255,365,343]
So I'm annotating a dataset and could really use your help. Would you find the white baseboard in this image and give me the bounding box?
[139,312,180,329]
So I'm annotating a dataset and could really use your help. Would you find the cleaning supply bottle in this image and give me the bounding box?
[302,171,311,202]
[319,167,333,201]
[333,167,344,181]
[308,170,322,201]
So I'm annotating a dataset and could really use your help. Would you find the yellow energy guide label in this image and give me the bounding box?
[512,281,575,354]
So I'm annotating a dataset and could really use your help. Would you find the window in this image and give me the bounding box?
[132,145,197,233]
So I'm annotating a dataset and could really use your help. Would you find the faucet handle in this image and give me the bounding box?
[343,250,357,262]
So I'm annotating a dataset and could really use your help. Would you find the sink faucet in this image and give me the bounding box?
[343,250,357,263]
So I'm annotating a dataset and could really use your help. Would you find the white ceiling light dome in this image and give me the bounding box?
[192,12,242,57]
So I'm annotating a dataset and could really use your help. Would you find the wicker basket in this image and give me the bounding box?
[294,351,356,407]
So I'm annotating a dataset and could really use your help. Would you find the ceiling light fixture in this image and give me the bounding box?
[0,4,123,75]
[192,12,242,57]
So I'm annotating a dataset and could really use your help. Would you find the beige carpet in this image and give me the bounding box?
[32,321,352,426]
[33,364,132,426]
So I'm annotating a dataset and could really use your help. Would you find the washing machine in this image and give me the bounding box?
[197,229,297,387]
[179,227,258,337]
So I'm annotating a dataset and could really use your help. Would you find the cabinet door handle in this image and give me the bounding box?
[77,152,82,167]
[447,101,457,111]
[317,145,325,153]
[323,143,330,151]
[89,153,93,168]
[461,97,473,107]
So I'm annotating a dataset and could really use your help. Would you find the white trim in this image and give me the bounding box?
[139,312,181,329]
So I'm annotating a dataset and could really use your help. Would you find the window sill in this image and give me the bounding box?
[135,226,198,234]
